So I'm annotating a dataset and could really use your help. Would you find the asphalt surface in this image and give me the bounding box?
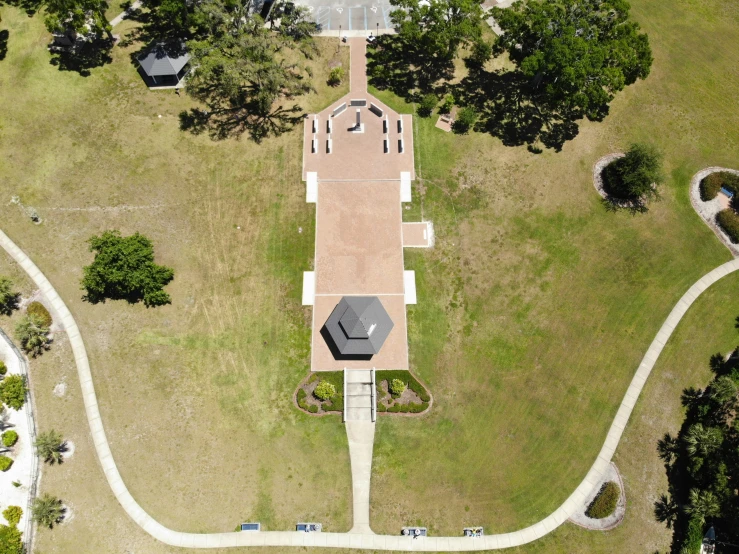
[294,0,395,32]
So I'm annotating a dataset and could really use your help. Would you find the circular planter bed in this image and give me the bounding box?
[568,462,626,531]
[593,153,655,211]
[689,167,739,257]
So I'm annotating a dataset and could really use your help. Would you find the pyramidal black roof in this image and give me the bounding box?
[137,42,190,77]
[323,297,393,356]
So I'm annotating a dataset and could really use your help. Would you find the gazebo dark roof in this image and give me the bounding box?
[322,297,393,357]
[137,42,190,77]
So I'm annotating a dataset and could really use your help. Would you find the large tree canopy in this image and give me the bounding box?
[81,230,174,307]
[43,0,112,40]
[370,0,484,93]
[182,0,315,141]
[492,0,652,120]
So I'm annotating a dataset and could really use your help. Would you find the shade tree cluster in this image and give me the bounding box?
[369,0,653,149]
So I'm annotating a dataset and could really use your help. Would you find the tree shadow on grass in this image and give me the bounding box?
[179,104,305,143]
[0,30,8,61]
[3,0,43,16]
[49,38,113,76]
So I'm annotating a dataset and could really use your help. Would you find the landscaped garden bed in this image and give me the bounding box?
[689,167,739,256]
[375,370,431,415]
[295,372,344,415]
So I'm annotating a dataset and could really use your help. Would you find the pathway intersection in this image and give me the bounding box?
[2,38,739,552]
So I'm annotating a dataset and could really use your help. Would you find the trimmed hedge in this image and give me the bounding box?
[27,301,52,327]
[297,388,309,411]
[701,171,739,201]
[0,456,13,472]
[323,394,344,412]
[376,371,431,402]
[717,209,739,243]
[0,361,6,376]
[308,405,318,414]
[585,481,620,519]
[2,431,18,448]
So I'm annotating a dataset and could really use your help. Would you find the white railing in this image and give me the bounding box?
[370,368,376,422]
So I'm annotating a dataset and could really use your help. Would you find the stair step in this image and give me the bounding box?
[344,407,372,421]
[346,383,372,395]
[345,370,373,384]
[345,395,372,408]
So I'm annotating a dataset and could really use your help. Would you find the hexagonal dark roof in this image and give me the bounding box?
[323,296,394,356]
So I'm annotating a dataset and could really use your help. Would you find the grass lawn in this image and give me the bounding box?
[368,0,739,547]
[0,0,737,551]
[0,7,353,553]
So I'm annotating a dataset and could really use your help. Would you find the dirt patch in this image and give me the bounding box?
[53,381,67,397]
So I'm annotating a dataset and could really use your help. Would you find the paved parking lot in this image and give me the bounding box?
[294,0,395,32]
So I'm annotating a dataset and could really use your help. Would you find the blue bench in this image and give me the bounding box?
[240,523,260,532]
[721,187,735,198]
[296,523,322,532]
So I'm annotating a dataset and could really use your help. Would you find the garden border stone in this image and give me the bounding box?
[689,167,739,257]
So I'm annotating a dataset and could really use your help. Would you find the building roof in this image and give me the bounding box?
[323,296,394,356]
[137,42,190,77]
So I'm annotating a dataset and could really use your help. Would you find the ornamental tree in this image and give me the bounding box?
[0,277,19,316]
[602,143,663,201]
[492,0,652,121]
[81,231,174,307]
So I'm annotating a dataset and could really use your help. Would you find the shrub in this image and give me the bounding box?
[2,506,22,527]
[585,481,620,519]
[297,388,308,410]
[452,106,477,134]
[14,314,50,357]
[0,375,27,410]
[0,361,6,376]
[0,456,13,472]
[0,277,19,317]
[389,379,406,396]
[0,523,23,554]
[387,404,401,413]
[602,143,664,201]
[308,405,319,414]
[399,404,409,413]
[2,430,18,447]
[700,173,724,201]
[327,66,344,86]
[27,301,52,327]
[680,515,705,554]
[439,94,455,115]
[377,403,387,412]
[717,209,739,243]
[81,230,174,307]
[314,381,336,401]
[323,394,344,412]
[377,370,431,403]
[417,94,438,118]
[408,402,428,413]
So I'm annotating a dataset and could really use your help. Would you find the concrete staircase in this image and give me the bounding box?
[343,369,376,422]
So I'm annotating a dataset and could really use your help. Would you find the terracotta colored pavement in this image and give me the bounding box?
[349,38,368,93]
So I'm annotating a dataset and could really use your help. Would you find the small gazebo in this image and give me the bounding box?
[137,42,190,88]
[321,296,394,359]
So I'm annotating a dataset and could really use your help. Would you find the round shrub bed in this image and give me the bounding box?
[2,430,18,448]
[314,381,336,401]
[27,301,52,327]
[716,209,739,244]
[376,370,431,415]
[585,481,620,519]
[295,372,344,415]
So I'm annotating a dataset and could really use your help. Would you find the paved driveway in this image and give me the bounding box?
[294,0,395,32]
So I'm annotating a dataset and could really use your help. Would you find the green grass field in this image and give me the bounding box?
[0,0,737,552]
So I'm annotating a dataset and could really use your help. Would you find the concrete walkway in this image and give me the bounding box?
[109,0,142,28]
[2,225,738,549]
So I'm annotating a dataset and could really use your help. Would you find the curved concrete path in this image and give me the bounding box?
[2,227,738,550]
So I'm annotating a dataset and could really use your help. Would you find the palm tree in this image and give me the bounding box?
[654,494,678,529]
[657,433,679,464]
[31,493,65,528]
[685,488,720,524]
[35,430,66,465]
[683,423,722,458]
[709,375,738,406]
[14,314,50,358]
